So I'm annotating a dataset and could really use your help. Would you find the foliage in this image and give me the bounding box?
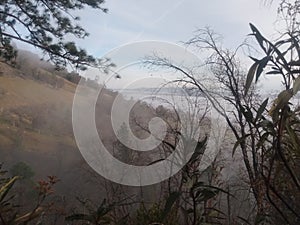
[145,125,227,225]
[144,29,259,222]
[143,4,300,220]
[0,164,59,224]
[0,0,112,70]
[66,198,130,225]
[244,14,300,224]
[10,161,34,180]
[135,202,179,225]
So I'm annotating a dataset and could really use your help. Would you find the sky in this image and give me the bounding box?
[17,0,284,91]
[75,0,279,54]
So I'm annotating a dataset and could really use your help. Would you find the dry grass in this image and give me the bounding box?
[0,62,76,154]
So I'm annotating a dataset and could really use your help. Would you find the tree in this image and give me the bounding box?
[0,0,111,70]
[133,93,230,224]
[10,162,34,180]
[144,29,265,221]
[144,1,300,222]
[242,1,300,223]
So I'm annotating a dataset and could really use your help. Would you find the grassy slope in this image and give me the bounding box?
[0,67,76,154]
[0,61,164,203]
[0,62,116,202]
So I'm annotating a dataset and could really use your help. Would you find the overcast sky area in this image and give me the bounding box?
[78,0,279,55]
[17,0,284,92]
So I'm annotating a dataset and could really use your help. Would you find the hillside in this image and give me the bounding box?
[0,56,222,224]
[0,62,97,200]
[0,59,165,212]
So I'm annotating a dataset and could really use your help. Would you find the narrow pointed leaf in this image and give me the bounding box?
[0,176,18,202]
[162,192,181,221]
[245,62,258,96]
[255,98,269,122]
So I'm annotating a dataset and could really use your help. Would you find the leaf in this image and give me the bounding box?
[286,125,300,151]
[148,158,165,166]
[289,34,300,58]
[204,185,234,197]
[195,188,218,202]
[13,207,44,224]
[256,56,270,82]
[232,134,250,157]
[191,181,205,190]
[192,183,232,197]
[255,98,269,122]
[255,214,269,224]
[115,214,129,225]
[188,137,207,164]
[276,89,293,109]
[240,105,253,123]
[0,176,18,202]
[180,206,194,216]
[249,56,259,62]
[192,184,233,203]
[256,132,270,149]
[162,192,180,221]
[245,110,254,122]
[249,23,267,52]
[293,76,300,95]
[291,69,300,74]
[237,216,252,224]
[65,213,93,222]
[266,70,282,75]
[245,62,259,96]
[274,39,288,47]
[97,199,112,217]
[249,24,291,73]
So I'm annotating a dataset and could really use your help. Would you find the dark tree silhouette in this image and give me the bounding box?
[0,0,108,70]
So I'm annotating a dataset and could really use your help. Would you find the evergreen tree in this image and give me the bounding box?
[0,0,108,70]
